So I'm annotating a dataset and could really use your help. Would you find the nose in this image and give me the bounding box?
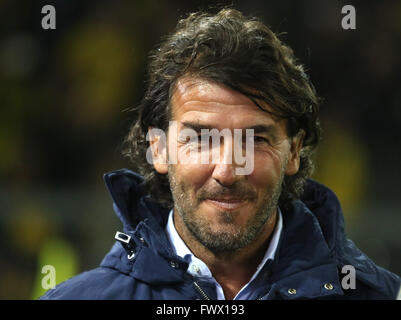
[210,134,246,186]
[212,163,240,187]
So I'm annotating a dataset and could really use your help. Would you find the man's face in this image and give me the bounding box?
[152,78,302,253]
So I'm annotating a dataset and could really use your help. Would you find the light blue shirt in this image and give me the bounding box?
[165,207,283,300]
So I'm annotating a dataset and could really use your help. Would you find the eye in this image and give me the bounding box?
[177,130,198,143]
[252,136,270,144]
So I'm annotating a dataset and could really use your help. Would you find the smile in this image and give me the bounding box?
[205,199,249,211]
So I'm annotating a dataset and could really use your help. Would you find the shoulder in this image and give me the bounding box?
[301,180,401,299]
[339,237,401,299]
[39,267,137,300]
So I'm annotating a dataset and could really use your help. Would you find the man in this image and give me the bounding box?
[41,8,400,300]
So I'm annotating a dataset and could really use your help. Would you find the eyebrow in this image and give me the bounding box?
[180,121,278,138]
[181,121,215,132]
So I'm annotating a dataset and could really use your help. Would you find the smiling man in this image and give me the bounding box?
[159,78,301,300]
[41,8,400,300]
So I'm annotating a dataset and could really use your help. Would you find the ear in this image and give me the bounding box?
[285,130,305,176]
[147,127,168,174]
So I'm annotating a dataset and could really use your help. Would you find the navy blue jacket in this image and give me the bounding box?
[40,169,400,300]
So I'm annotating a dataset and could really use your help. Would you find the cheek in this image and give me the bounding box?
[249,152,286,188]
[172,163,212,191]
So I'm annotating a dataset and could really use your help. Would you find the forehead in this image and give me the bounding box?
[170,78,282,129]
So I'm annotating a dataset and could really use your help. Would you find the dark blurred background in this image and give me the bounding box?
[1,0,400,299]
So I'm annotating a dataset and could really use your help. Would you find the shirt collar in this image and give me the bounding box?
[165,207,283,279]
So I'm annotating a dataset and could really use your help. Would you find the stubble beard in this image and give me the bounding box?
[168,163,287,254]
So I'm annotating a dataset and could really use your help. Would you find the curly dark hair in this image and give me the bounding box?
[123,8,321,209]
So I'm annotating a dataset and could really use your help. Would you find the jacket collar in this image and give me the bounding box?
[101,169,191,285]
[101,169,347,297]
[265,198,344,299]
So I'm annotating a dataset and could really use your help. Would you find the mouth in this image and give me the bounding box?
[205,198,249,211]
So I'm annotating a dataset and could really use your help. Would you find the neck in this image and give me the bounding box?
[173,208,278,299]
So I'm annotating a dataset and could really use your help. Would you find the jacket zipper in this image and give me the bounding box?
[193,281,210,300]
[193,280,272,300]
